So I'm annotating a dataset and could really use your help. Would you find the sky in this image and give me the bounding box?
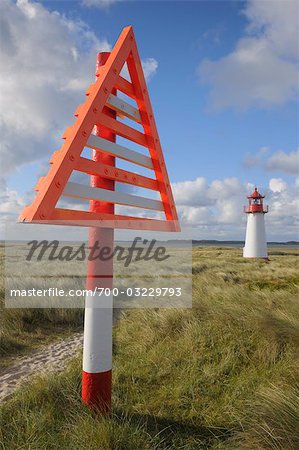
[0,0,298,240]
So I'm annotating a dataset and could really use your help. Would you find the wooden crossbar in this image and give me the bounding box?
[87,134,153,169]
[63,181,163,211]
[75,157,158,191]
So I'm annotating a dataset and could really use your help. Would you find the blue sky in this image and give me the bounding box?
[39,0,297,185]
[1,0,298,240]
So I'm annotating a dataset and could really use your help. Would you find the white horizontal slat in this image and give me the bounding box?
[106,94,141,123]
[63,182,164,211]
[87,134,153,169]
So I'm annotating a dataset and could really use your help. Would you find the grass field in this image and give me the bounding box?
[0,246,298,449]
[0,245,84,367]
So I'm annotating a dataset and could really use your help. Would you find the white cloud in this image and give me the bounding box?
[173,177,247,234]
[0,0,159,236]
[120,58,158,83]
[198,0,299,110]
[0,0,111,235]
[81,0,118,8]
[172,176,298,240]
[0,1,158,178]
[0,0,111,175]
[0,180,25,215]
[244,0,298,60]
[0,178,25,236]
[267,178,299,237]
[265,149,299,175]
[269,177,287,193]
[141,58,158,82]
[244,148,299,175]
[244,146,269,168]
[1,170,298,240]
[172,177,209,207]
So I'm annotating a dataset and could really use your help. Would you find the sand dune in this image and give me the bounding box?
[0,333,83,402]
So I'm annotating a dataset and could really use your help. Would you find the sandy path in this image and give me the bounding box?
[0,333,83,402]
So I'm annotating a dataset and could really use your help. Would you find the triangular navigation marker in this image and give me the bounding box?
[16,26,183,414]
[19,26,180,232]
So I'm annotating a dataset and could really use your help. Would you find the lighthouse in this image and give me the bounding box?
[243,187,269,259]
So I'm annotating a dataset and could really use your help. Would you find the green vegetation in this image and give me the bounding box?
[0,247,298,449]
[0,245,84,366]
[0,307,83,365]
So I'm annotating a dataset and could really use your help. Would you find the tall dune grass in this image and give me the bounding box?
[0,246,84,361]
[0,246,298,448]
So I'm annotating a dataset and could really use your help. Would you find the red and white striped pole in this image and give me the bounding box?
[82,52,116,413]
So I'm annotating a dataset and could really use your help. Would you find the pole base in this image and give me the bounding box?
[82,369,112,413]
[243,256,269,261]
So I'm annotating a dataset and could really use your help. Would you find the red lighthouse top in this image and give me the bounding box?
[247,187,264,199]
[244,187,268,214]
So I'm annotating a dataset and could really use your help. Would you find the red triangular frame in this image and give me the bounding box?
[19,26,180,232]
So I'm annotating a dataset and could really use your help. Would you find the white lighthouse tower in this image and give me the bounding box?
[243,187,268,259]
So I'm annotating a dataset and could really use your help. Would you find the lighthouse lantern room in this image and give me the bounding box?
[243,187,269,259]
